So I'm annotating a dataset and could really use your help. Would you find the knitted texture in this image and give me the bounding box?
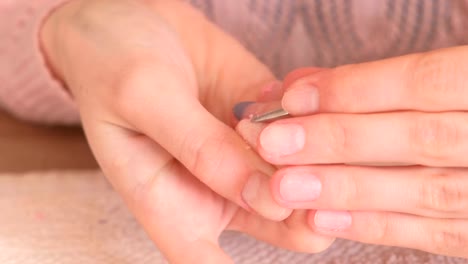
[0,0,79,124]
[190,0,468,77]
[1,1,468,123]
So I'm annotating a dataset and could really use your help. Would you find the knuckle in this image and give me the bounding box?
[131,159,177,213]
[411,116,459,161]
[321,116,349,158]
[180,132,227,186]
[335,172,360,208]
[432,226,467,255]
[112,58,161,117]
[368,213,391,243]
[419,171,467,213]
[418,171,464,213]
[332,65,365,112]
[410,52,463,105]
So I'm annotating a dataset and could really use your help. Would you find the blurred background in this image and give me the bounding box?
[0,110,96,172]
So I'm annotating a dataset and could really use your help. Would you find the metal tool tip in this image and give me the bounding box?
[251,108,290,123]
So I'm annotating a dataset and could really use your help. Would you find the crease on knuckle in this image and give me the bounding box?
[332,65,364,112]
[432,226,466,255]
[323,116,349,159]
[418,171,464,213]
[368,213,391,243]
[411,116,458,162]
[112,60,156,115]
[336,172,360,209]
[410,52,462,106]
[131,158,179,214]
[180,132,228,186]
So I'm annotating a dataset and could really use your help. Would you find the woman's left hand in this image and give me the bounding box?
[237,46,468,258]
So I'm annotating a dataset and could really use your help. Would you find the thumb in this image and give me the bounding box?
[115,62,291,221]
[81,119,233,264]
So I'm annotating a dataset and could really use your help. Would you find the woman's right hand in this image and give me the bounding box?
[40,0,334,262]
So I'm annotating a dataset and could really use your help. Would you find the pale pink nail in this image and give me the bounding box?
[314,211,352,231]
[260,123,305,157]
[279,173,321,202]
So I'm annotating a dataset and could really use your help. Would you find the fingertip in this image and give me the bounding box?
[283,67,326,89]
[282,83,320,115]
[306,210,319,230]
[269,169,288,206]
[257,81,284,102]
[235,119,266,149]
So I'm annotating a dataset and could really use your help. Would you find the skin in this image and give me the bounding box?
[39,0,334,263]
[243,47,468,258]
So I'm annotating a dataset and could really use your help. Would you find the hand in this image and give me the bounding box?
[237,46,468,258]
[40,0,333,262]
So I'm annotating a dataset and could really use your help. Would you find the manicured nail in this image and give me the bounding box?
[282,83,319,115]
[242,172,291,221]
[314,211,352,231]
[260,123,305,157]
[279,172,321,202]
[233,101,254,120]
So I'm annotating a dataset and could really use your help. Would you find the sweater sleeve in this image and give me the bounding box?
[0,0,80,125]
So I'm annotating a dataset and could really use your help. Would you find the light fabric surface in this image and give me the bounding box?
[1,171,467,264]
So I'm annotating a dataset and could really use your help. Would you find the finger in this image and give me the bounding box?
[147,0,279,121]
[281,46,468,115]
[257,112,468,167]
[271,165,468,219]
[308,210,468,258]
[229,209,335,254]
[83,0,290,221]
[236,119,267,149]
[82,119,233,264]
[234,121,336,253]
[257,81,284,102]
[137,1,291,220]
[283,67,326,88]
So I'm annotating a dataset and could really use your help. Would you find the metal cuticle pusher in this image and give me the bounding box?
[251,108,290,123]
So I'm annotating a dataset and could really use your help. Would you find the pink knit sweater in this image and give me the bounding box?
[1,0,468,124]
[0,0,79,124]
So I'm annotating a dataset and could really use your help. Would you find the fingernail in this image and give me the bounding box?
[260,123,305,157]
[242,172,291,221]
[233,101,255,120]
[282,84,319,115]
[280,172,321,202]
[314,211,352,231]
